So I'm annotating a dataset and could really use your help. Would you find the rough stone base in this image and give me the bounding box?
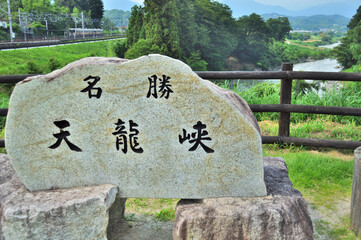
[173,157,314,240]
[0,154,126,240]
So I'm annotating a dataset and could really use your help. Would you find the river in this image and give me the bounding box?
[293,58,340,72]
[231,43,342,90]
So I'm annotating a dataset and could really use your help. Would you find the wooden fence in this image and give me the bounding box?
[1,63,361,149]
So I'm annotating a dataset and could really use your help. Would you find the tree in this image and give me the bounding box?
[143,0,181,58]
[233,13,271,66]
[192,0,238,70]
[334,6,361,69]
[266,17,292,42]
[88,0,103,20]
[126,5,144,47]
[348,5,361,30]
[125,39,161,59]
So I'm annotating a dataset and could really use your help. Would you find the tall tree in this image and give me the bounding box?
[348,5,361,30]
[334,5,361,69]
[233,13,271,65]
[143,0,181,58]
[192,0,238,70]
[266,17,292,42]
[126,5,144,47]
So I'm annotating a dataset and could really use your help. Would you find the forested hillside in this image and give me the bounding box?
[262,14,349,32]
[104,9,131,26]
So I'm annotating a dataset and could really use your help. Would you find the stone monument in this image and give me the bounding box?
[2,54,313,239]
[6,54,266,199]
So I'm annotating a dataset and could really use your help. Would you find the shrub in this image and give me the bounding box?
[113,40,128,58]
[27,61,43,74]
[125,39,161,59]
[47,58,61,71]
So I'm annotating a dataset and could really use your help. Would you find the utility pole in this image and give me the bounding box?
[7,0,14,43]
[45,18,48,39]
[0,0,14,42]
[81,11,85,39]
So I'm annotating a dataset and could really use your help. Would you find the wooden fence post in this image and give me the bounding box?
[351,147,361,236]
[278,63,293,137]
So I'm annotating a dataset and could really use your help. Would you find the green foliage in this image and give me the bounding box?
[230,80,361,125]
[144,0,182,58]
[266,17,292,41]
[334,6,361,69]
[26,61,43,74]
[292,80,322,98]
[262,14,350,32]
[347,6,361,30]
[124,39,161,59]
[153,208,175,221]
[185,51,208,71]
[113,40,128,58]
[233,13,271,66]
[288,32,311,41]
[47,58,61,71]
[126,5,145,47]
[195,0,238,70]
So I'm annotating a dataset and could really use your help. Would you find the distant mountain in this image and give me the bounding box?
[295,3,357,18]
[113,0,359,18]
[262,14,350,32]
[222,0,359,18]
[104,9,131,27]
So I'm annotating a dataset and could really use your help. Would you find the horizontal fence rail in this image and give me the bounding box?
[262,136,361,149]
[250,104,361,116]
[196,71,361,81]
[0,36,125,50]
[1,68,361,149]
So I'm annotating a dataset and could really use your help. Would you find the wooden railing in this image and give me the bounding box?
[1,63,361,149]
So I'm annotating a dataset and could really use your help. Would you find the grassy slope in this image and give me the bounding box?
[0,40,120,75]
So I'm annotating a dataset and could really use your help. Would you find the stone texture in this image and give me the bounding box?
[6,54,266,198]
[173,157,314,240]
[0,154,125,240]
[351,147,361,237]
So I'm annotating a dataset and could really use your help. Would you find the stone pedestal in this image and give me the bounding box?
[173,157,314,240]
[351,147,361,237]
[0,154,126,240]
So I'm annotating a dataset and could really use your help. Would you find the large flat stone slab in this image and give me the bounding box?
[6,55,266,198]
[173,157,314,240]
[0,154,125,240]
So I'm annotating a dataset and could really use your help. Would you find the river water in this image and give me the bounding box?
[231,43,342,90]
[293,58,340,72]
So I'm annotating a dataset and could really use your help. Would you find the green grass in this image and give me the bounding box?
[218,80,361,125]
[259,119,361,142]
[125,198,179,220]
[264,148,353,205]
[264,147,356,239]
[0,39,124,75]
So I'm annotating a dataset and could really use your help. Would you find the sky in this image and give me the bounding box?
[251,0,358,11]
[103,0,360,17]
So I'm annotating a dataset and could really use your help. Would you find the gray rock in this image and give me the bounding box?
[173,157,314,240]
[6,55,266,198]
[351,147,361,237]
[0,154,125,240]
